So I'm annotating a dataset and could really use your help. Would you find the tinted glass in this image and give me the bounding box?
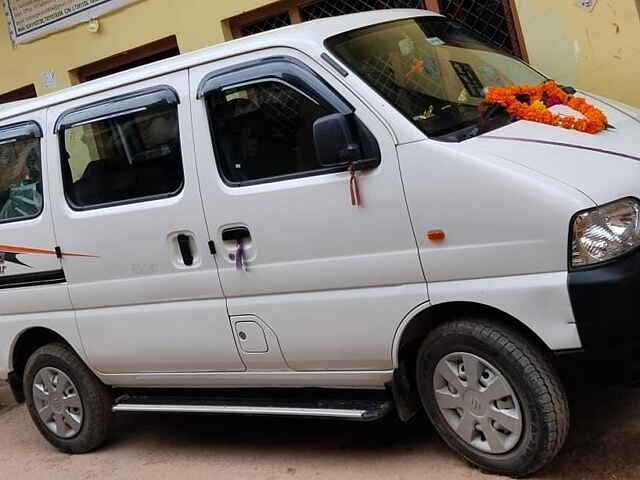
[207,81,332,184]
[0,137,43,222]
[327,17,546,139]
[61,105,184,208]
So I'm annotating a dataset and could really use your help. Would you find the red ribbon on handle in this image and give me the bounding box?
[349,164,361,207]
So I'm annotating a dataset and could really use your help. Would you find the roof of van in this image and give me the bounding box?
[0,8,438,125]
[0,99,32,111]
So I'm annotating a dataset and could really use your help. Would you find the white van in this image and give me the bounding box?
[1,8,639,477]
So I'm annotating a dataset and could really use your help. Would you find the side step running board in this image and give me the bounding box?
[113,390,393,422]
[113,403,383,420]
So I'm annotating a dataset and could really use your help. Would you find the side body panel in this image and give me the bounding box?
[0,111,63,286]
[0,110,79,379]
[190,48,427,372]
[45,71,244,374]
[428,273,580,351]
[397,140,594,350]
[97,369,394,389]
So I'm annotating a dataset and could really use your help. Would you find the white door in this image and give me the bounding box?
[0,112,71,317]
[46,71,244,374]
[190,50,427,372]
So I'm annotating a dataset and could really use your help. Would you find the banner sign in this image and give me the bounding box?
[3,0,142,45]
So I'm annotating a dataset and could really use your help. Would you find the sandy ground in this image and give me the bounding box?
[1,383,639,480]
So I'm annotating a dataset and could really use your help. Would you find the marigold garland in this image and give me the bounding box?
[485,81,609,134]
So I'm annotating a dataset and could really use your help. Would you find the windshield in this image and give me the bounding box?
[327,17,547,140]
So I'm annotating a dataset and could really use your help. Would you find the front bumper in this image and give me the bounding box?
[568,247,640,373]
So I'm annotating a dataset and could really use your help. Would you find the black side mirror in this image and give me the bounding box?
[313,113,363,168]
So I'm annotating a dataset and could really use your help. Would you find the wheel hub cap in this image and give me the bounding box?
[32,367,84,439]
[51,394,64,414]
[433,352,523,454]
[464,390,487,416]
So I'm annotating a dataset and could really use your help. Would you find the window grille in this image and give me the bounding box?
[240,11,292,37]
[437,0,522,56]
[231,0,524,60]
[300,0,424,21]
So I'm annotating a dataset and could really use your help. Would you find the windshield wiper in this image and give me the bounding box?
[477,103,512,134]
[435,104,513,142]
[559,84,577,94]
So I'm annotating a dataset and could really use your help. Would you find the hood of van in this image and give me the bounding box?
[458,95,640,205]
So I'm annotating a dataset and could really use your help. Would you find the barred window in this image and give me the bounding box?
[301,0,424,21]
[231,0,427,39]
[437,0,522,56]
[240,12,292,37]
[229,0,524,59]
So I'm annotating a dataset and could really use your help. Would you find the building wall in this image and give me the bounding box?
[0,0,274,96]
[515,0,640,107]
[2,0,639,107]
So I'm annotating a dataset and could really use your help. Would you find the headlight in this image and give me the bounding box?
[571,197,640,268]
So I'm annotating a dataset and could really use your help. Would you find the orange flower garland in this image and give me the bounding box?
[485,81,608,134]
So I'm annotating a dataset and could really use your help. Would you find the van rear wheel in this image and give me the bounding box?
[23,343,113,453]
[416,320,569,478]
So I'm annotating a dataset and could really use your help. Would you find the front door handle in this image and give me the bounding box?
[177,234,194,266]
[221,226,252,272]
[222,227,251,243]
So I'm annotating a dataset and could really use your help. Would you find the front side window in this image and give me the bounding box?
[207,81,333,184]
[0,136,42,222]
[327,17,547,140]
[61,104,184,209]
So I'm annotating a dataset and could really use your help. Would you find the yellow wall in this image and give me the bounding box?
[2,0,640,108]
[0,0,274,96]
[515,0,640,107]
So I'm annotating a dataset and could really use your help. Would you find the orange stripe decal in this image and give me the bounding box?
[0,244,97,258]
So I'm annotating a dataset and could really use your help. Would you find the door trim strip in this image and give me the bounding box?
[0,269,66,290]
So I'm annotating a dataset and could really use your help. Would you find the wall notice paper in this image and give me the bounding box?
[3,0,143,45]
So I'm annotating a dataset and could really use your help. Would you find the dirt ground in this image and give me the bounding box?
[1,383,639,480]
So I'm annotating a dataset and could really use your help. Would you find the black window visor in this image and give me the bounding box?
[54,86,180,134]
[0,121,42,144]
[197,56,352,115]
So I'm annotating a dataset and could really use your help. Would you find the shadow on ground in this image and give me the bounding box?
[107,385,640,479]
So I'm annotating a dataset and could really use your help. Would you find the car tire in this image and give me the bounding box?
[416,319,569,478]
[23,343,114,453]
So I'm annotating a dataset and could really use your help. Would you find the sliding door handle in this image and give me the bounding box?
[222,227,251,243]
[177,234,194,266]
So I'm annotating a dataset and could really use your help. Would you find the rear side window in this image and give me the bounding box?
[59,93,184,209]
[0,125,43,223]
[206,81,333,184]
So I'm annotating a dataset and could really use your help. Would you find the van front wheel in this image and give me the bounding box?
[23,343,113,453]
[416,320,569,477]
